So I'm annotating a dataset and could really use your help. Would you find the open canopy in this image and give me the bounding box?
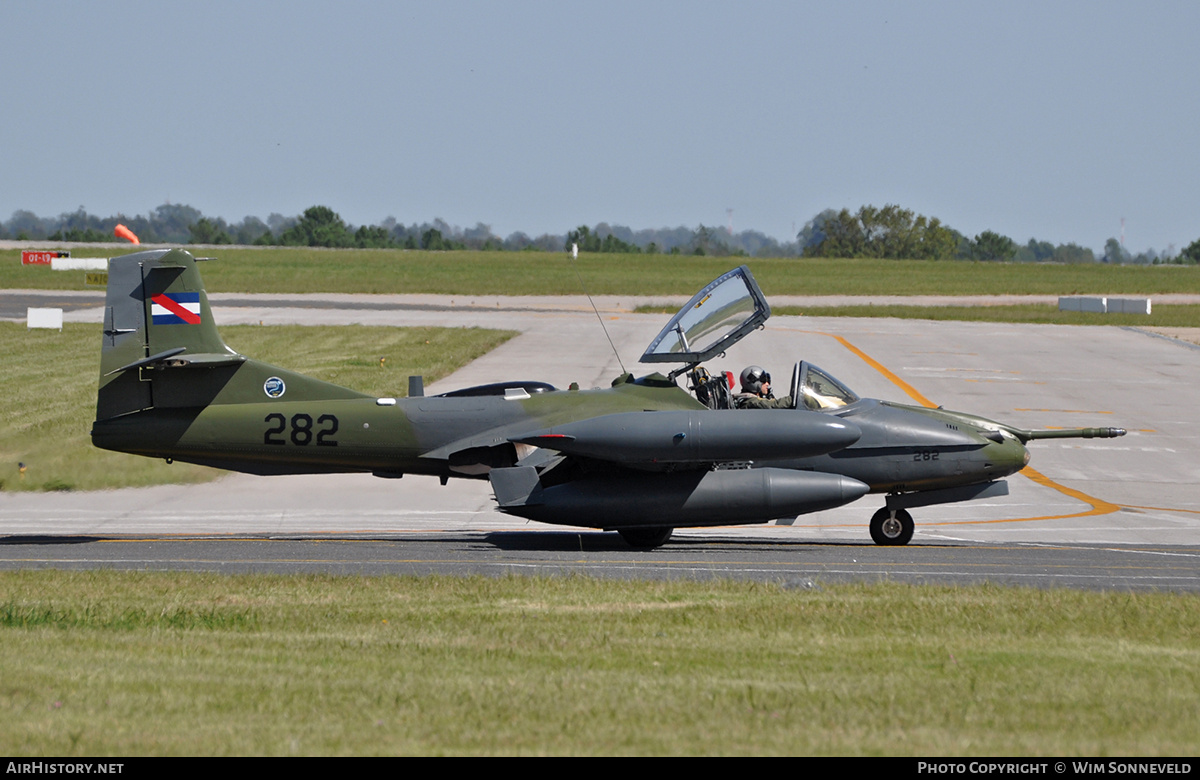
[640,265,770,366]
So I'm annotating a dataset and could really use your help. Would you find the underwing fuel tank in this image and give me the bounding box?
[511,410,861,465]
[494,467,870,529]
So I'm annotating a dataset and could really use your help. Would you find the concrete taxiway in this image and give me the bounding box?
[1,289,1197,587]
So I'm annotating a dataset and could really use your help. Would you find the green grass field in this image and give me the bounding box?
[2,571,1197,756]
[0,323,513,492]
[5,246,1200,296]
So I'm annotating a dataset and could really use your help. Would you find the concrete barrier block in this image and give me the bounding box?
[1108,297,1151,315]
[1059,296,1107,313]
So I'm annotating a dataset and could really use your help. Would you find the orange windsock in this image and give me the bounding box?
[114,224,140,244]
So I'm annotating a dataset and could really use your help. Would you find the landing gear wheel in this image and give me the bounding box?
[870,507,914,546]
[618,527,674,549]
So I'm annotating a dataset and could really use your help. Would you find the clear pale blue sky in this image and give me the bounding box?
[3,1,1198,254]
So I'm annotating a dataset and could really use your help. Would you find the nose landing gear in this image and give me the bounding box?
[870,507,914,546]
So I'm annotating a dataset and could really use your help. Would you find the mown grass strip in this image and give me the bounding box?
[1,571,1196,756]
[5,247,1200,296]
[0,322,513,492]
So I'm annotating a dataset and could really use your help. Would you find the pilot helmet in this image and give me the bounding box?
[740,365,770,395]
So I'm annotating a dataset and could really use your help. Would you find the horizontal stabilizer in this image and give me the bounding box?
[106,348,246,376]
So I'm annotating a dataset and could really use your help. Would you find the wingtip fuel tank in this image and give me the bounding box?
[511,410,861,466]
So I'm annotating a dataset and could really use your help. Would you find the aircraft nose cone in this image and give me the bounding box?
[985,436,1030,477]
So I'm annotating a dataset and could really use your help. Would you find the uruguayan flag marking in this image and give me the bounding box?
[151,293,201,325]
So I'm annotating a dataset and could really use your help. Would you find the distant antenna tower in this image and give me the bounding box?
[726,208,734,235]
[1120,217,1126,247]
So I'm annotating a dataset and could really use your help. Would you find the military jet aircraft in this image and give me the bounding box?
[92,249,1124,547]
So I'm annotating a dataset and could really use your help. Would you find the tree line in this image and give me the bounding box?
[3,202,1197,264]
[797,205,1108,263]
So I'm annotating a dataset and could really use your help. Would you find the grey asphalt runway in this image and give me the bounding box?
[2,534,1197,591]
[2,288,1198,588]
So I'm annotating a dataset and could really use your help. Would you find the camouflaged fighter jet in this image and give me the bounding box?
[91,250,1125,547]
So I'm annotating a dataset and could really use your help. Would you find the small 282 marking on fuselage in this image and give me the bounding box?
[264,413,339,446]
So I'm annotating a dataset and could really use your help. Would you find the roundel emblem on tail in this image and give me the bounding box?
[264,377,286,398]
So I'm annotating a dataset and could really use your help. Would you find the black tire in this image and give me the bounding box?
[617,526,674,549]
[869,507,914,546]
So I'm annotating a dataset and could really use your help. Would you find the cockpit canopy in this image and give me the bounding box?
[795,362,859,410]
[639,266,862,413]
[640,265,770,366]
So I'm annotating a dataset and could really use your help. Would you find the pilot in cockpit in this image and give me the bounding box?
[734,365,793,409]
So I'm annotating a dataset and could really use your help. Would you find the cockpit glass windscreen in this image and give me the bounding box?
[641,266,769,364]
[801,364,859,410]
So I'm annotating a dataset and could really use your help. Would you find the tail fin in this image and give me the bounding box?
[96,248,368,426]
[99,248,241,419]
[93,249,371,470]
[100,249,231,369]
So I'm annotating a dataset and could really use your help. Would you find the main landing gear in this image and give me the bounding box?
[869,507,914,546]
